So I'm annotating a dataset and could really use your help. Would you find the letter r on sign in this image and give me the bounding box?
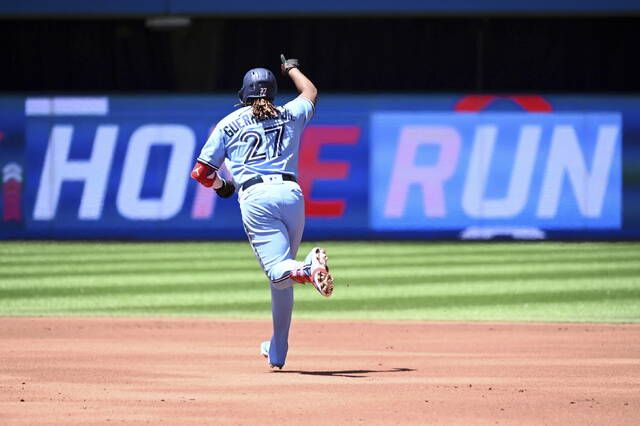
[384,126,460,218]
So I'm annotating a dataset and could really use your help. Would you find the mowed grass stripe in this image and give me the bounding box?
[5,280,640,320]
[1,260,639,291]
[0,241,250,255]
[6,297,640,321]
[0,242,639,322]
[32,286,638,321]
[2,253,638,280]
[2,241,637,258]
[8,284,639,321]
[2,260,638,291]
[0,271,265,289]
[2,242,637,274]
[2,276,636,306]
[0,245,254,263]
[326,242,640,256]
[0,251,247,265]
[3,247,638,270]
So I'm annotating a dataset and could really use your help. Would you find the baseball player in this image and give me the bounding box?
[191,54,334,369]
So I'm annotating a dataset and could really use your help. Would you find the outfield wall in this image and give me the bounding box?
[1,94,638,240]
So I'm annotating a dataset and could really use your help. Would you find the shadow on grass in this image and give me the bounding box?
[274,367,415,378]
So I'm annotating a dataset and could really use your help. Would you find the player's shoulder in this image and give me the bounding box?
[282,95,315,110]
[276,96,313,123]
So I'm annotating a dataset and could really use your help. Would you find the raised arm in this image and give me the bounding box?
[281,54,318,104]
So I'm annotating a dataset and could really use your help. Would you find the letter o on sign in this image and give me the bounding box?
[117,125,195,220]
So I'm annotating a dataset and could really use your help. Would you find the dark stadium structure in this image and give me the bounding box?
[1,17,639,93]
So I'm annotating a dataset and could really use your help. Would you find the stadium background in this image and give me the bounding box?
[1,2,640,425]
[1,1,640,240]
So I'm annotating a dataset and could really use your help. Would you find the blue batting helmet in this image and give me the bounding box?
[237,68,277,105]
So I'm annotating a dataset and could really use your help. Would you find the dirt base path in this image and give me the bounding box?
[1,318,639,425]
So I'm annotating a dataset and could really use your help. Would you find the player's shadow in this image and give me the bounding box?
[275,367,415,378]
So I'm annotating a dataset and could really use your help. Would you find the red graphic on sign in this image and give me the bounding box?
[298,126,360,218]
[3,163,23,222]
[454,95,553,112]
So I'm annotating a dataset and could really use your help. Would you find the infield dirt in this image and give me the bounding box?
[1,318,639,425]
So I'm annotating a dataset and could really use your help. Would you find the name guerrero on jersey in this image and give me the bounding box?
[197,95,314,185]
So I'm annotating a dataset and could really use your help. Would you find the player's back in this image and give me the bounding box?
[198,95,315,186]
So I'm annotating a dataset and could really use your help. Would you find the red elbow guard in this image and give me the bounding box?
[191,161,217,188]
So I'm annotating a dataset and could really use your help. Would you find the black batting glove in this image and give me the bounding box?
[280,53,299,75]
[215,179,236,199]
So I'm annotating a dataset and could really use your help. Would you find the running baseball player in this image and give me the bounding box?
[190,54,334,369]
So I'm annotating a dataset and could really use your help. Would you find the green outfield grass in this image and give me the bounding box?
[1,241,639,322]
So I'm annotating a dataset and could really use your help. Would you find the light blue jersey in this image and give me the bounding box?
[195,94,316,368]
[197,95,314,185]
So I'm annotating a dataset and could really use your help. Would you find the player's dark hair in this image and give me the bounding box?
[251,98,279,121]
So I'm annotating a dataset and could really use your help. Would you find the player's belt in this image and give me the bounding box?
[241,173,297,191]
